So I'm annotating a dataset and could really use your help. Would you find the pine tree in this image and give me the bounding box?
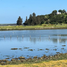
[17,16,22,25]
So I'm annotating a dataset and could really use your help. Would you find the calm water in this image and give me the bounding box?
[0,29,67,60]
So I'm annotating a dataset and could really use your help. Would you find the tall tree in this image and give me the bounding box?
[17,16,22,25]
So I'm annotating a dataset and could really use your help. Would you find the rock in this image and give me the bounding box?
[26,58,32,61]
[14,58,18,60]
[11,61,16,64]
[1,62,6,65]
[0,60,2,63]
[33,56,37,59]
[20,59,24,62]
[45,57,49,60]
[20,59,26,62]
[19,56,25,59]
[65,53,67,55]
[38,57,41,59]
[6,61,10,64]
[2,59,8,62]
[41,55,47,59]
[11,58,16,61]
[16,60,21,62]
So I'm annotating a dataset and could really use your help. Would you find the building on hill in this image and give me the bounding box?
[57,12,61,14]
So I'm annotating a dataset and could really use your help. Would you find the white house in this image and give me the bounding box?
[57,12,61,14]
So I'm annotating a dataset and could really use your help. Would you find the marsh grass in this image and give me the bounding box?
[0,24,67,30]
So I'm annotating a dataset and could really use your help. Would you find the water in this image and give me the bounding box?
[0,29,67,60]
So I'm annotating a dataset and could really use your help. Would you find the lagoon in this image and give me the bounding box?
[0,29,67,60]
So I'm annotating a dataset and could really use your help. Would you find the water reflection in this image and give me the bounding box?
[52,38,67,43]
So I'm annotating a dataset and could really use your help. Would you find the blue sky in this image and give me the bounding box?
[0,0,67,24]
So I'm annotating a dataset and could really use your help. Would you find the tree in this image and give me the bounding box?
[52,10,57,15]
[63,9,66,13]
[26,16,28,22]
[17,16,22,25]
[32,13,36,25]
[23,16,28,25]
[32,13,36,17]
[58,9,63,13]
[58,9,66,13]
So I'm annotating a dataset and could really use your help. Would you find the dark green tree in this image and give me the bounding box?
[36,16,41,24]
[17,16,22,25]
[23,16,28,25]
[52,10,57,15]
[58,10,63,13]
[58,9,66,13]
[63,9,66,13]
[32,13,36,17]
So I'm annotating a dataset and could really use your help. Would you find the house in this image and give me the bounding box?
[57,12,61,14]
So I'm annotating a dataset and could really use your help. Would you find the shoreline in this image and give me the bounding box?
[0,24,67,30]
[0,53,67,65]
[0,27,67,31]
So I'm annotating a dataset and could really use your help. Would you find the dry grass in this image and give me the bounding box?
[1,60,67,67]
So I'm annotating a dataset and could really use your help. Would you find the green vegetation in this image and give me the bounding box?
[0,24,67,30]
[0,9,67,30]
[23,9,67,25]
[17,16,23,25]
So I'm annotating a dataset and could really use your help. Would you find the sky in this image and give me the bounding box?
[0,0,67,24]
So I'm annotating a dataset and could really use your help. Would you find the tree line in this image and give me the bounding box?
[17,9,67,25]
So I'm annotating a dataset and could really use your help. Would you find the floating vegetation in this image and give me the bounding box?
[62,45,66,46]
[56,52,60,54]
[5,58,10,59]
[11,48,18,50]
[27,55,29,57]
[24,47,29,49]
[19,48,22,51]
[45,48,49,50]
[45,51,49,53]
[28,49,33,51]
[38,49,43,51]
[61,48,64,50]
[53,49,57,51]
[40,49,43,50]
[54,46,57,47]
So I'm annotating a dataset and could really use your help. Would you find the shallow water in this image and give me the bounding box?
[0,29,67,60]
